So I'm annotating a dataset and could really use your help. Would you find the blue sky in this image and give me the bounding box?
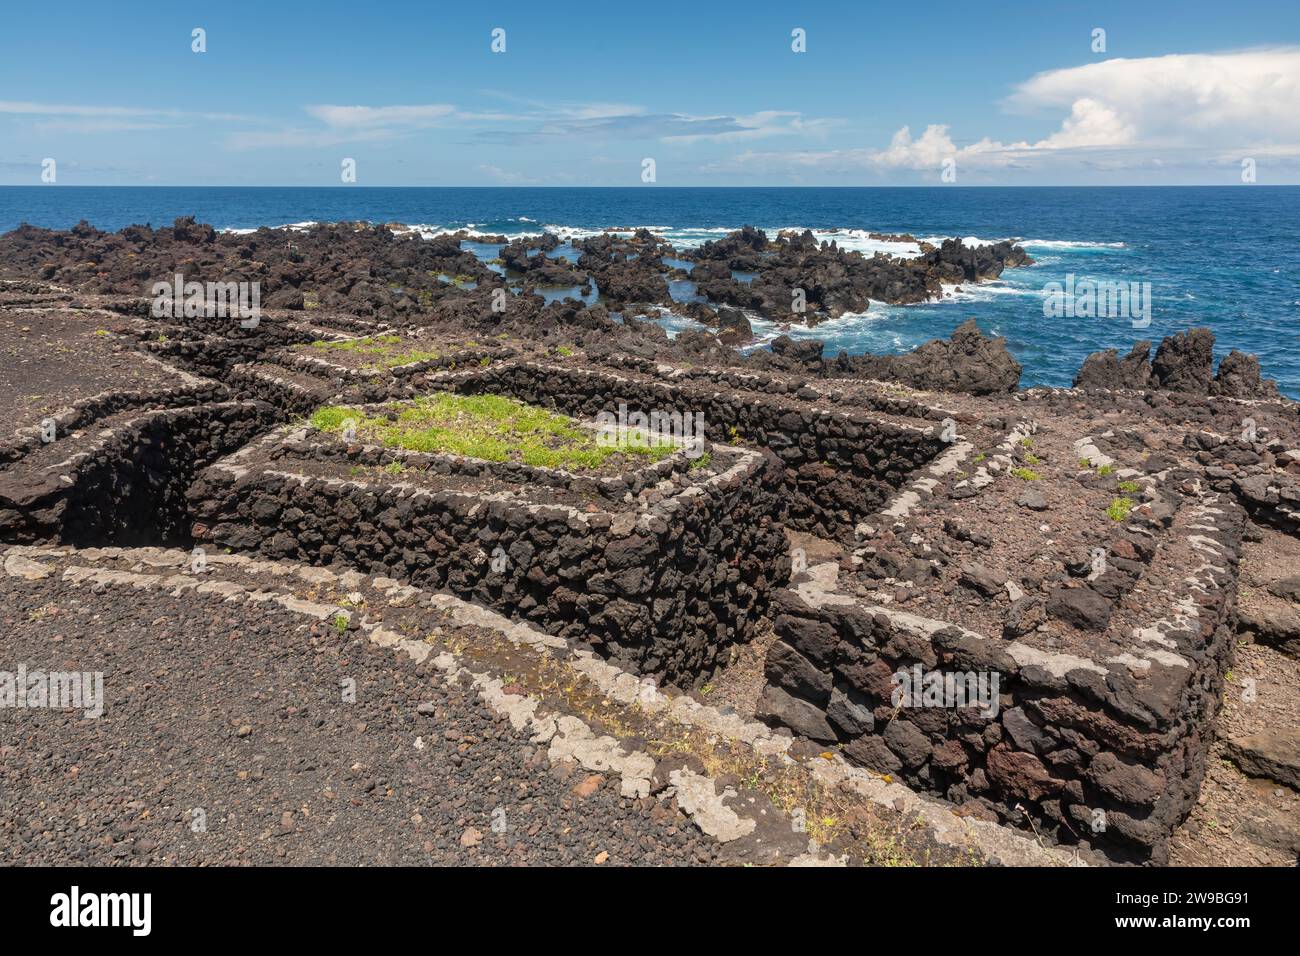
[3,0,1300,185]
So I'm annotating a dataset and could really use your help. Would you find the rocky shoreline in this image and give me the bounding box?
[0,217,1030,346]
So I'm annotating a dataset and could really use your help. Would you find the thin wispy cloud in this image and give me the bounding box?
[221,99,838,151]
[0,100,254,124]
[305,104,459,128]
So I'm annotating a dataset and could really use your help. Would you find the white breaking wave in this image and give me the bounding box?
[1020,238,1127,250]
[218,220,320,235]
[642,306,708,339]
[216,218,1121,268]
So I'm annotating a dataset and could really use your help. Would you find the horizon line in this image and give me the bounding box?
[3,183,1299,190]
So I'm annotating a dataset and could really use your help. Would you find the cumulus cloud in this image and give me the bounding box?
[710,47,1300,179]
[868,125,1016,168]
[1007,47,1300,146]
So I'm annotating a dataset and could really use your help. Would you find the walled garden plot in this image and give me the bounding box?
[754,397,1258,863]
[188,391,788,681]
[0,310,272,543]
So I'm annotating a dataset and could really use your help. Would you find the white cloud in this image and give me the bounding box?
[1006,47,1300,146]
[709,47,1300,179]
[1028,98,1136,150]
[868,125,1016,168]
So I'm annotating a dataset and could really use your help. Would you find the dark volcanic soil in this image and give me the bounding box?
[0,311,176,433]
[0,575,718,866]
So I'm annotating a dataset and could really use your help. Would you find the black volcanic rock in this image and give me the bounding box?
[923,237,1032,285]
[1074,341,1152,390]
[770,335,825,368]
[691,227,1031,326]
[1213,349,1280,399]
[575,233,672,307]
[832,319,1021,395]
[0,217,497,320]
[696,225,769,266]
[1074,333,1276,399]
[716,307,753,346]
[1152,328,1215,393]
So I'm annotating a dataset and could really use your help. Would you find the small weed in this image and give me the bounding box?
[1011,467,1042,481]
[1106,497,1135,521]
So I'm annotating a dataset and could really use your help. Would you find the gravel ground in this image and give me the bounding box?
[1167,645,1300,866]
[0,576,719,866]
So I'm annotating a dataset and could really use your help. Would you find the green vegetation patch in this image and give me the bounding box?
[310,393,677,471]
[1010,467,1042,481]
[1106,497,1136,522]
[305,335,441,369]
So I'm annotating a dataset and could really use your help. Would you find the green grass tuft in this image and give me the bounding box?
[311,393,676,471]
[306,335,440,369]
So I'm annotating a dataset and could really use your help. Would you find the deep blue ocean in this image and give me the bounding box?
[3,186,1297,397]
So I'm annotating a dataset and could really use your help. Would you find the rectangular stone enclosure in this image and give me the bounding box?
[188,395,789,682]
